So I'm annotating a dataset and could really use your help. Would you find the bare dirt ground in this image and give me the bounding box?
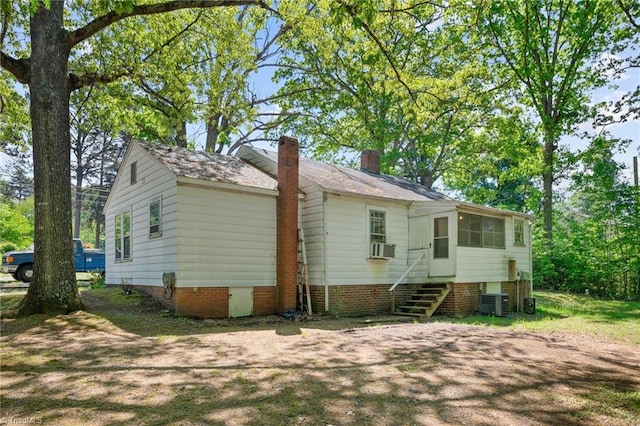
[1,291,639,426]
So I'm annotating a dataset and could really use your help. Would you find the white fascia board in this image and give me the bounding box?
[177,176,278,198]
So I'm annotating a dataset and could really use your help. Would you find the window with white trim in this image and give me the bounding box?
[370,210,386,243]
[149,196,162,237]
[514,219,525,245]
[458,213,505,249]
[115,210,131,261]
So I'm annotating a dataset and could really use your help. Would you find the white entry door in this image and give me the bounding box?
[229,287,253,318]
[429,212,456,277]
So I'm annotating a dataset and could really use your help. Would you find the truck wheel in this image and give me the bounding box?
[17,263,34,283]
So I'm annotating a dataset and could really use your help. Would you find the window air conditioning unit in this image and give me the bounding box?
[480,293,509,316]
[370,243,396,258]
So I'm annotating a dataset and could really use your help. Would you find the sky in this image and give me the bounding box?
[573,54,639,184]
[1,19,639,187]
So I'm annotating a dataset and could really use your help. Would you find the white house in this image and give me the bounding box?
[104,137,532,318]
[103,141,280,318]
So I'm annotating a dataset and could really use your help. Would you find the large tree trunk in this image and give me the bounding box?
[177,121,188,147]
[542,132,554,252]
[19,1,83,316]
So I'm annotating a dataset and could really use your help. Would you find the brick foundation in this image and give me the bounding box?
[119,284,279,319]
[175,287,229,318]
[438,281,532,317]
[436,282,479,317]
[308,283,424,316]
[112,280,532,319]
[253,286,277,316]
[500,280,532,313]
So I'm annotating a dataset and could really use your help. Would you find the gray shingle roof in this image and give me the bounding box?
[245,148,452,202]
[137,141,277,191]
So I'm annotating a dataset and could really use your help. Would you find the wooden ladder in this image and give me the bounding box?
[297,228,312,315]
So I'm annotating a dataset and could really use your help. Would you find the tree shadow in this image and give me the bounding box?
[2,314,639,425]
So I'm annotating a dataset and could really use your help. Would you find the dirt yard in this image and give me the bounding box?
[1,290,639,425]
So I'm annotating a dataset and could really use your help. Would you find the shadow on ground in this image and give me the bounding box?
[1,289,639,425]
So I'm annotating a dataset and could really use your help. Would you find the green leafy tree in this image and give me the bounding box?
[0,0,270,316]
[442,110,542,212]
[275,1,518,189]
[476,0,625,253]
[535,135,639,298]
[0,72,30,152]
[1,158,34,200]
[70,87,126,240]
[0,196,34,250]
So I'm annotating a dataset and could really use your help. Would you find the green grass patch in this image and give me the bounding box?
[576,387,640,423]
[0,293,23,312]
[440,291,640,346]
[86,287,143,307]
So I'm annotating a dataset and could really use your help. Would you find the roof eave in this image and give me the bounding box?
[177,176,278,197]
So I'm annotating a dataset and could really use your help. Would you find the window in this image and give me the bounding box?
[433,217,449,258]
[115,215,121,259]
[458,213,505,249]
[458,213,482,247]
[370,210,386,243]
[149,197,162,237]
[131,161,137,185]
[514,219,524,245]
[482,216,505,248]
[115,210,131,261]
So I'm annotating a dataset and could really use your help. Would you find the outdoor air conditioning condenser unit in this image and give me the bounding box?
[480,293,509,316]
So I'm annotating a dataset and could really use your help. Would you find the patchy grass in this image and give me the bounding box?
[0,293,23,312]
[439,291,640,346]
[1,288,639,425]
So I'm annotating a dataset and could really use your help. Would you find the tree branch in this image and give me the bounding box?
[617,0,640,29]
[68,69,130,91]
[67,0,268,48]
[0,51,29,83]
[335,0,416,100]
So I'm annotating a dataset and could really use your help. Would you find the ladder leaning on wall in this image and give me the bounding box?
[297,228,312,315]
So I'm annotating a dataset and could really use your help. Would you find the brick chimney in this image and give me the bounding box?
[361,149,381,174]
[277,136,299,312]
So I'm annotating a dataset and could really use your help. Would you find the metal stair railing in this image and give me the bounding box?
[389,251,426,313]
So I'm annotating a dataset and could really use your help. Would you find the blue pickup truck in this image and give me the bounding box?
[1,239,105,282]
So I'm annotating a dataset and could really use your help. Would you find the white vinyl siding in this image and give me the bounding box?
[455,214,530,283]
[407,207,531,284]
[104,143,178,287]
[176,184,276,287]
[300,186,325,285]
[323,195,408,285]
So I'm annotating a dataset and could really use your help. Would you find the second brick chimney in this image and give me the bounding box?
[276,136,299,313]
[361,149,381,174]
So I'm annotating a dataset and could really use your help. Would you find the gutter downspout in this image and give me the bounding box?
[323,195,329,312]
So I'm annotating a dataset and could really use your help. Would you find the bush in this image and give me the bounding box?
[1,242,17,254]
[90,272,106,289]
